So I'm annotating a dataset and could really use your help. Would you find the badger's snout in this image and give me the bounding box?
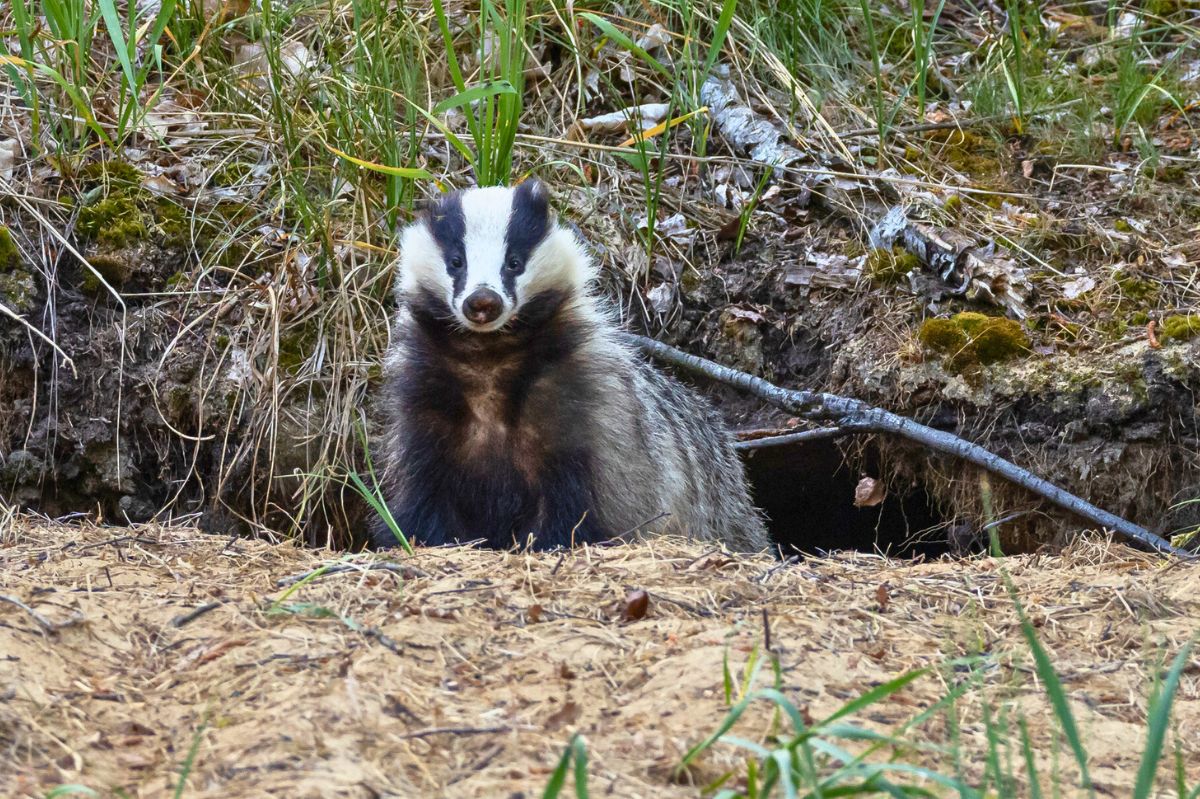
[462,287,505,326]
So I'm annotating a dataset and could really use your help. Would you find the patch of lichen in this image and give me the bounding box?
[0,270,38,313]
[1160,315,1200,343]
[865,247,920,284]
[0,226,21,271]
[918,311,1030,371]
[77,195,148,248]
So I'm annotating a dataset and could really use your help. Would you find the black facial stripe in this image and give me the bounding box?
[425,192,467,297]
[502,180,551,299]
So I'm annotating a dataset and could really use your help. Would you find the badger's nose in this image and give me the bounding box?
[462,288,505,325]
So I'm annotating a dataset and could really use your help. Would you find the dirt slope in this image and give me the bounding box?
[1,520,1197,798]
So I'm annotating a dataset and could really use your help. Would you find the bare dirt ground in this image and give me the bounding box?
[1,519,1198,798]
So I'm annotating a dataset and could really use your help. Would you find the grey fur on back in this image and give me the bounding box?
[559,311,770,552]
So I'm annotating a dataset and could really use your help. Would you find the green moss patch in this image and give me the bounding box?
[80,160,143,189]
[918,311,1030,370]
[866,247,920,284]
[0,226,21,271]
[1160,315,1200,343]
[77,196,148,248]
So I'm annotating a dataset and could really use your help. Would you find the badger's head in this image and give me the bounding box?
[398,180,593,333]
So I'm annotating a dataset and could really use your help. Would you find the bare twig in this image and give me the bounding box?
[734,427,847,450]
[0,594,56,632]
[395,725,515,740]
[275,561,429,587]
[171,602,224,628]
[631,335,1188,557]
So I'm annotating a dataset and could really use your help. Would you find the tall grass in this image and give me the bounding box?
[542,604,1196,798]
[431,0,529,186]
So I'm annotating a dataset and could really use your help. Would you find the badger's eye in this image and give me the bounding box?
[503,256,523,273]
[448,255,464,271]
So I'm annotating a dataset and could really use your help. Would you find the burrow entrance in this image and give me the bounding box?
[740,437,953,558]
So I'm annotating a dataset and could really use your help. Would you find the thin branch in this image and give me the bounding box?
[275,561,429,587]
[0,594,56,632]
[734,427,847,450]
[631,334,1188,557]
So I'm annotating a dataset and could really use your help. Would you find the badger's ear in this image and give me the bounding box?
[513,177,550,219]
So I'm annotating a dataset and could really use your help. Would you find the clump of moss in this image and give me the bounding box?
[81,252,135,293]
[77,196,148,248]
[918,311,1030,370]
[0,226,21,271]
[154,199,189,245]
[1160,315,1200,343]
[80,160,143,189]
[212,162,253,188]
[1113,270,1159,304]
[917,318,968,351]
[866,247,920,284]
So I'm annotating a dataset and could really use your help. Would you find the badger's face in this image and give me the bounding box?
[398,180,590,333]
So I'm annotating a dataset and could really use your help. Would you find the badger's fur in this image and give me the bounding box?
[372,180,769,552]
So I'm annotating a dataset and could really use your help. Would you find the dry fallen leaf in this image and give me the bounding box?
[875,583,890,613]
[0,139,17,182]
[621,589,650,621]
[854,476,886,508]
[544,700,581,731]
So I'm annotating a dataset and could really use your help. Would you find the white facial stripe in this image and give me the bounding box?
[460,187,515,300]
[517,227,596,298]
[398,222,450,298]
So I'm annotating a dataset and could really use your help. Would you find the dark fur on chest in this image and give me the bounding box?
[374,289,607,550]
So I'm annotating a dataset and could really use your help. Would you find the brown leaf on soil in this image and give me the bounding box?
[544,700,581,731]
[875,583,890,613]
[854,477,886,508]
[1148,320,1162,349]
[621,589,650,621]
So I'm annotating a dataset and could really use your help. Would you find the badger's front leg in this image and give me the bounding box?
[522,449,608,549]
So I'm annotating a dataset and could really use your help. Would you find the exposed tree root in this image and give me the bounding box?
[631,334,1188,557]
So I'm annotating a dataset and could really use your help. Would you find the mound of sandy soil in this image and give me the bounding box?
[1,520,1197,798]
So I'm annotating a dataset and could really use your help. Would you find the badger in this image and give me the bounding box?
[371,179,769,552]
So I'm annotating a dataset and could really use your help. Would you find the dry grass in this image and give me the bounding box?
[1,517,1197,797]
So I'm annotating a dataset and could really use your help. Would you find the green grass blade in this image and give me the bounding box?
[579,13,672,80]
[819,668,928,726]
[96,0,138,91]
[1010,584,1093,796]
[1133,642,1195,799]
[325,142,433,180]
[0,56,111,145]
[433,81,518,115]
[1019,716,1044,799]
[542,733,586,798]
[173,715,209,799]
[572,734,589,798]
[701,0,738,79]
[45,788,98,799]
[347,471,413,553]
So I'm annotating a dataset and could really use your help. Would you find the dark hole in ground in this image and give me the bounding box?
[741,437,953,558]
